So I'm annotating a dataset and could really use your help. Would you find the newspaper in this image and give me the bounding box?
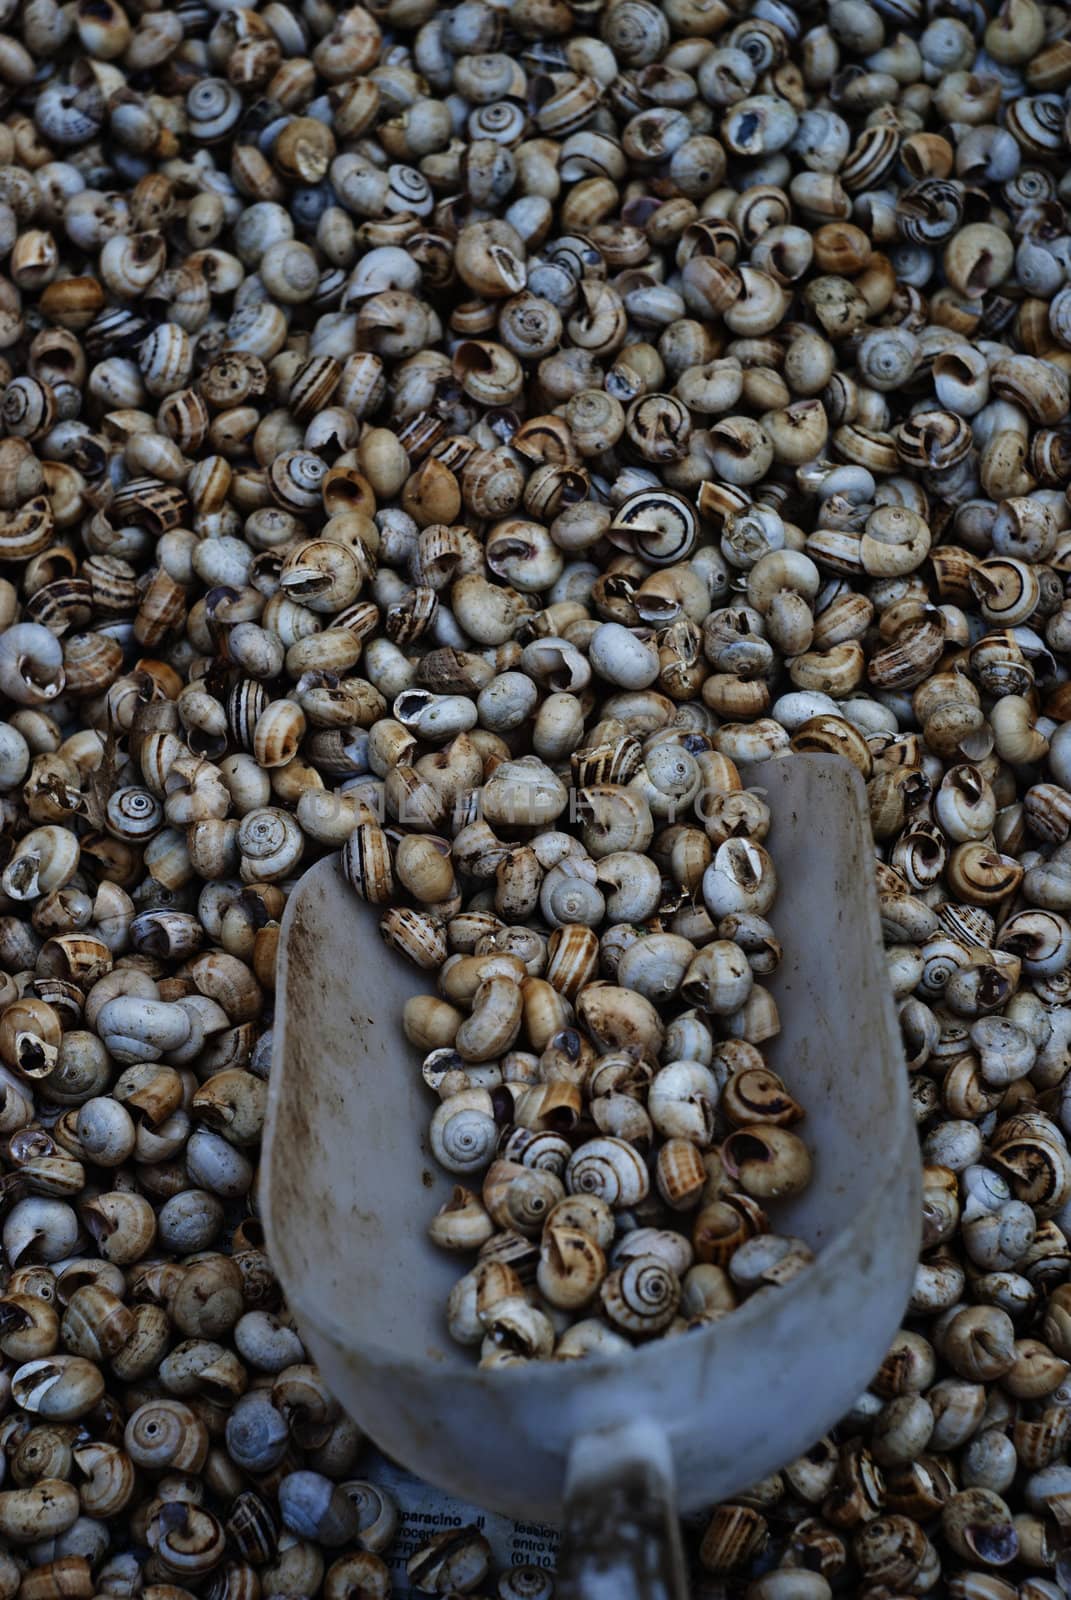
[361,1446,560,1594]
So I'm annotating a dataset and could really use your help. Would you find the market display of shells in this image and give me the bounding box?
[5,0,1071,1588]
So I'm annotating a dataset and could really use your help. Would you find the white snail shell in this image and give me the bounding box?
[429,1090,499,1175]
[565,1136,650,1209]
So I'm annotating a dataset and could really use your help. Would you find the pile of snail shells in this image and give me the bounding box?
[4,0,1071,1579]
[371,793,813,1356]
[346,798,816,1362]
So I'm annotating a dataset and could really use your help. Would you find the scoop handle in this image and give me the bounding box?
[556,1419,690,1600]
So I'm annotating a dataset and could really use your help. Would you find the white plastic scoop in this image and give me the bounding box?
[262,753,920,1598]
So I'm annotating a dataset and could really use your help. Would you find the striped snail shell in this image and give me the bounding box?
[99,231,167,299]
[158,390,210,453]
[896,179,963,244]
[2,377,56,440]
[386,164,433,216]
[62,631,123,695]
[35,933,110,987]
[83,305,152,361]
[111,478,189,533]
[146,1502,227,1575]
[0,492,53,563]
[386,587,438,646]
[609,487,699,566]
[535,75,603,138]
[482,1160,564,1236]
[841,124,900,192]
[477,1229,539,1286]
[227,678,269,751]
[342,821,394,905]
[130,909,204,960]
[134,568,186,648]
[498,1125,572,1175]
[970,558,1041,627]
[571,735,643,787]
[225,302,289,360]
[25,576,92,634]
[252,700,306,768]
[655,1137,707,1209]
[236,808,305,881]
[106,786,163,840]
[600,1253,681,1335]
[125,1398,209,1472]
[162,264,212,333]
[74,1441,137,1519]
[565,1135,649,1209]
[722,1065,803,1128]
[287,355,342,422]
[269,450,327,512]
[1005,93,1064,155]
[406,1526,492,1591]
[626,393,692,464]
[138,323,193,398]
[989,353,1070,427]
[225,1490,277,1564]
[333,599,380,644]
[996,910,1071,978]
[186,78,243,141]
[340,1482,399,1554]
[917,935,972,999]
[281,541,364,614]
[467,101,527,145]
[894,410,972,471]
[379,907,447,970]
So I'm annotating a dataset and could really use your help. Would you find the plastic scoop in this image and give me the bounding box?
[262,752,920,1598]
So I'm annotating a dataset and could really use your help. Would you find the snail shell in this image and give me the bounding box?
[429,1090,499,1175]
[11,1354,105,1420]
[339,1481,398,1555]
[124,1398,209,1472]
[186,79,242,141]
[498,1126,571,1176]
[341,822,394,905]
[225,1492,277,1565]
[498,1568,556,1600]
[482,1160,564,1237]
[615,1228,694,1277]
[648,1060,720,1145]
[600,1253,681,1336]
[609,488,699,567]
[407,1527,492,1594]
[565,1136,650,1209]
[146,1501,227,1575]
[656,1138,708,1210]
[536,1225,607,1311]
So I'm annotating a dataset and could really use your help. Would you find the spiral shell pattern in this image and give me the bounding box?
[565,1136,649,1208]
[124,1399,209,1472]
[608,488,699,566]
[600,1253,681,1334]
[105,787,163,840]
[186,78,242,141]
[429,1092,498,1175]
